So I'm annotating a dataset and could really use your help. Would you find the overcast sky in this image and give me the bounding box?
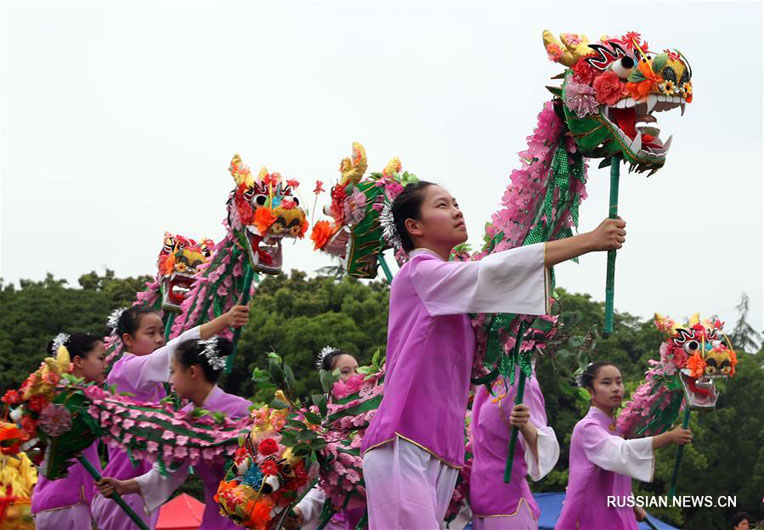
[2,1,762,336]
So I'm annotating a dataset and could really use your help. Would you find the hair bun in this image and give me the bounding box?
[215,337,235,358]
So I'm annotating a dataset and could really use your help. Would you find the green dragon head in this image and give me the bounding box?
[544,30,692,174]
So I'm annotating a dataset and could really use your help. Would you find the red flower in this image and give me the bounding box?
[280,198,296,210]
[258,438,278,455]
[261,459,279,476]
[572,58,597,85]
[1,390,21,406]
[234,446,249,465]
[27,396,48,413]
[235,185,255,226]
[593,71,626,106]
[313,180,325,195]
[286,179,300,189]
[20,415,37,436]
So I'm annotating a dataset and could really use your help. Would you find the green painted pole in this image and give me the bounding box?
[377,254,394,284]
[226,264,255,373]
[77,454,149,530]
[503,323,528,484]
[669,406,692,497]
[603,155,620,336]
[503,371,526,484]
[163,312,176,340]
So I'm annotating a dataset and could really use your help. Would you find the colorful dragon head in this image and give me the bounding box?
[310,142,418,278]
[216,400,315,529]
[544,30,692,173]
[656,313,737,408]
[227,155,308,275]
[618,314,737,438]
[158,232,215,311]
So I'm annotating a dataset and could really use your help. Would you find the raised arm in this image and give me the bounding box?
[410,244,548,316]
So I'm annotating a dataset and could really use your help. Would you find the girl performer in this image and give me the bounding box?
[470,362,559,529]
[360,181,626,529]
[97,337,251,529]
[556,361,692,529]
[31,333,108,529]
[91,304,248,529]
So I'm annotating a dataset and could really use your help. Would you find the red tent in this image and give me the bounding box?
[156,493,204,530]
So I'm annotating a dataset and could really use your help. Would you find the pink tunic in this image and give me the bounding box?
[556,407,654,530]
[361,245,548,467]
[91,326,200,529]
[470,367,558,528]
[135,385,251,530]
[31,440,101,529]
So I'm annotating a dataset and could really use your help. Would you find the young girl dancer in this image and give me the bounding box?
[360,181,627,529]
[294,347,364,530]
[470,362,559,529]
[31,333,107,529]
[96,337,251,529]
[556,361,692,529]
[91,304,248,529]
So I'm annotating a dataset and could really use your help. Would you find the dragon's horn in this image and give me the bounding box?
[542,30,592,67]
[229,154,254,188]
[339,142,368,185]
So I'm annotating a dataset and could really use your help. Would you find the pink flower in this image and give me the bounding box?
[176,435,189,446]
[161,430,176,440]
[147,441,159,453]
[564,78,599,118]
[38,403,73,437]
[174,446,189,459]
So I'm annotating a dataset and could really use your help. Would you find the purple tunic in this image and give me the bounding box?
[470,367,558,522]
[92,326,200,529]
[31,440,101,523]
[556,407,654,530]
[361,245,547,468]
[135,385,252,530]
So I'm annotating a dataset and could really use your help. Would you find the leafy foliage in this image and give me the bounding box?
[1,272,762,527]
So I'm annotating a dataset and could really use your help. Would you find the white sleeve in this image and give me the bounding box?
[134,461,190,513]
[582,430,655,483]
[410,244,549,316]
[133,326,201,391]
[522,425,559,481]
[296,485,327,529]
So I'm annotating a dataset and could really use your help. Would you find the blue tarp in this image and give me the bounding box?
[534,492,680,530]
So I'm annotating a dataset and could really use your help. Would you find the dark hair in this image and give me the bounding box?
[117,306,161,338]
[321,349,354,372]
[47,333,102,361]
[174,337,234,383]
[578,361,619,390]
[732,512,752,526]
[391,181,435,252]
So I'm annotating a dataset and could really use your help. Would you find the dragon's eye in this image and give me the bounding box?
[612,56,634,79]
[679,68,690,87]
[662,66,677,84]
[683,340,699,354]
[243,187,256,201]
[291,196,300,207]
[253,195,268,207]
[261,475,280,494]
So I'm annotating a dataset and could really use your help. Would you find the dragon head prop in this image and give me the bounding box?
[158,232,215,311]
[656,313,737,409]
[227,155,308,275]
[216,401,315,529]
[544,30,692,174]
[310,142,418,278]
[618,314,737,438]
